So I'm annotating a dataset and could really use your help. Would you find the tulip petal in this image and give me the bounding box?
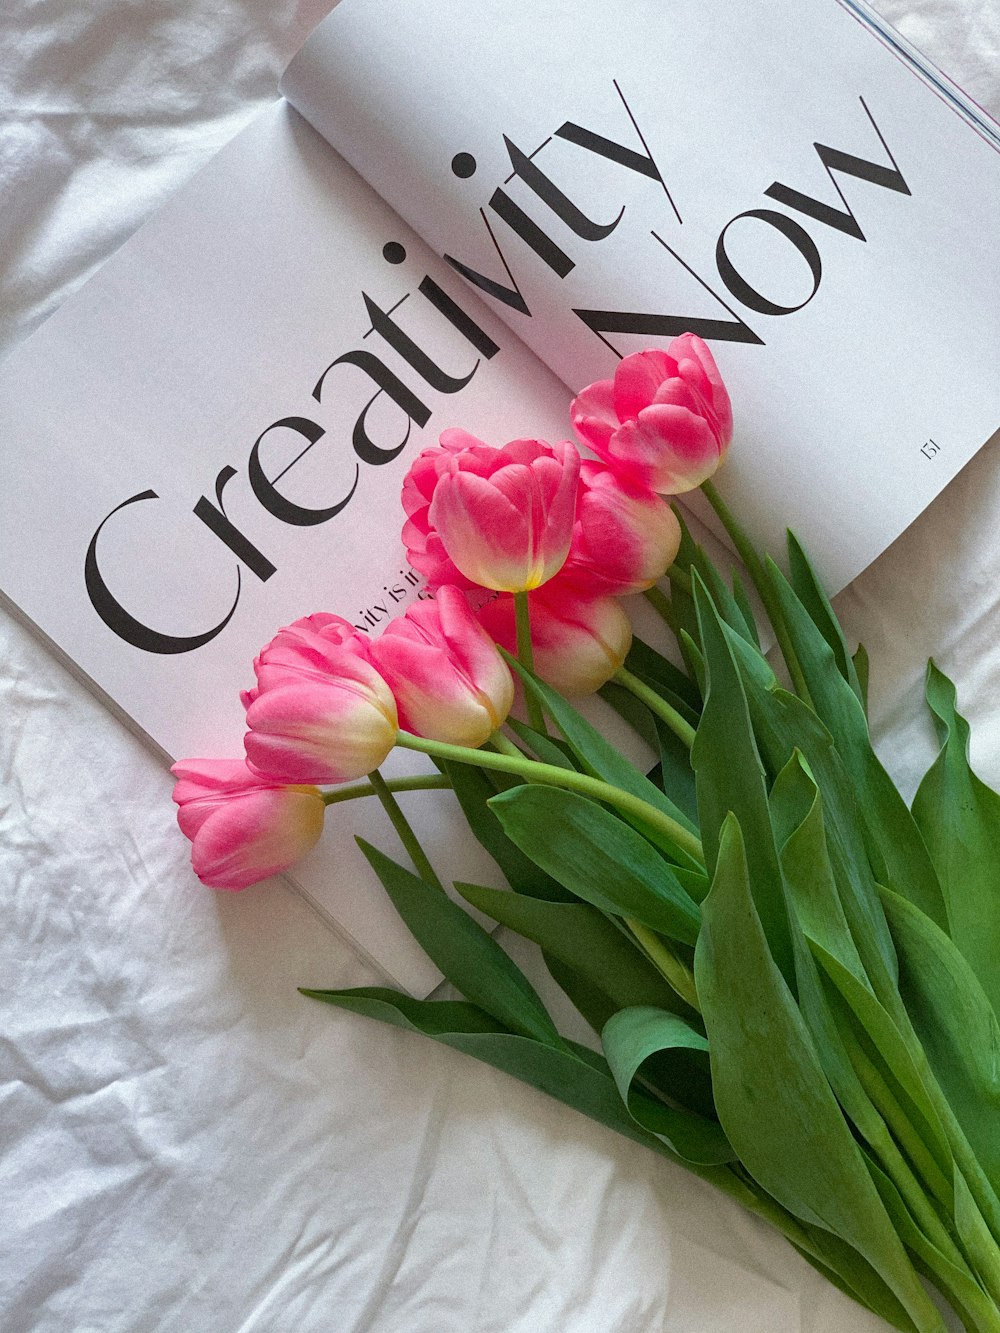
[430,470,533,591]
[438,428,488,453]
[570,377,619,454]
[650,378,706,414]
[613,349,678,422]
[245,678,397,785]
[673,334,734,443]
[612,405,722,494]
[170,757,258,806]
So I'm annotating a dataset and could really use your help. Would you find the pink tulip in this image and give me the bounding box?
[243,616,398,784]
[371,585,514,747]
[171,758,325,891]
[559,461,681,596]
[405,430,581,593]
[571,335,732,494]
[477,584,633,696]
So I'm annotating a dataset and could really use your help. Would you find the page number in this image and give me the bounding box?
[920,438,941,460]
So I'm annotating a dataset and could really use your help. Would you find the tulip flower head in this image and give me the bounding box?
[171,758,325,891]
[571,334,732,495]
[243,615,398,785]
[559,460,681,596]
[477,583,633,696]
[372,585,514,747]
[406,430,580,593]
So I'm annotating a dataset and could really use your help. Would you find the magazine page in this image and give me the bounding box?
[283,0,1000,595]
[0,100,584,994]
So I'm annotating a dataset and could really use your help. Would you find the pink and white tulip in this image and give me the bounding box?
[243,615,398,784]
[405,430,580,592]
[171,758,325,891]
[372,586,514,747]
[560,461,681,596]
[571,334,732,495]
[477,584,633,696]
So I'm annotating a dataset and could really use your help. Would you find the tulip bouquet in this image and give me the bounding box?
[173,336,1000,1333]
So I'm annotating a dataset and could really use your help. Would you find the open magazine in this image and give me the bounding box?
[1,0,997,994]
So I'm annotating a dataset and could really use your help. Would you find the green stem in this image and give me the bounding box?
[701,479,812,704]
[627,918,700,1011]
[395,730,704,866]
[367,768,446,893]
[490,731,525,760]
[322,775,451,806]
[514,590,547,734]
[614,666,696,751]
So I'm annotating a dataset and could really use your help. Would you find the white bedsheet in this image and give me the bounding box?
[2,3,998,1330]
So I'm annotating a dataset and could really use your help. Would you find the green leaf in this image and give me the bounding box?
[770,754,897,1153]
[501,649,701,868]
[731,571,761,650]
[504,718,578,770]
[437,759,570,903]
[787,906,891,1162]
[598,679,656,750]
[797,1228,924,1333]
[952,1166,1000,1305]
[301,985,686,1160]
[666,508,703,656]
[786,530,864,707]
[809,934,954,1183]
[488,786,701,946]
[693,541,759,648]
[599,680,699,826]
[879,883,1000,1194]
[541,951,619,1033]
[695,816,945,1333]
[537,950,714,1133]
[912,661,1000,1019]
[602,1007,735,1165]
[724,625,899,994]
[866,1156,999,1332]
[623,634,702,714]
[770,752,867,984]
[853,643,870,714]
[678,630,706,697]
[671,506,758,649]
[766,558,949,933]
[357,839,562,1047]
[647,716,700,828]
[456,881,699,1022]
[766,758,951,1263]
[691,575,794,986]
[301,987,505,1034]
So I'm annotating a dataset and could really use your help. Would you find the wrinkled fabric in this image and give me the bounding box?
[1,2,998,1330]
